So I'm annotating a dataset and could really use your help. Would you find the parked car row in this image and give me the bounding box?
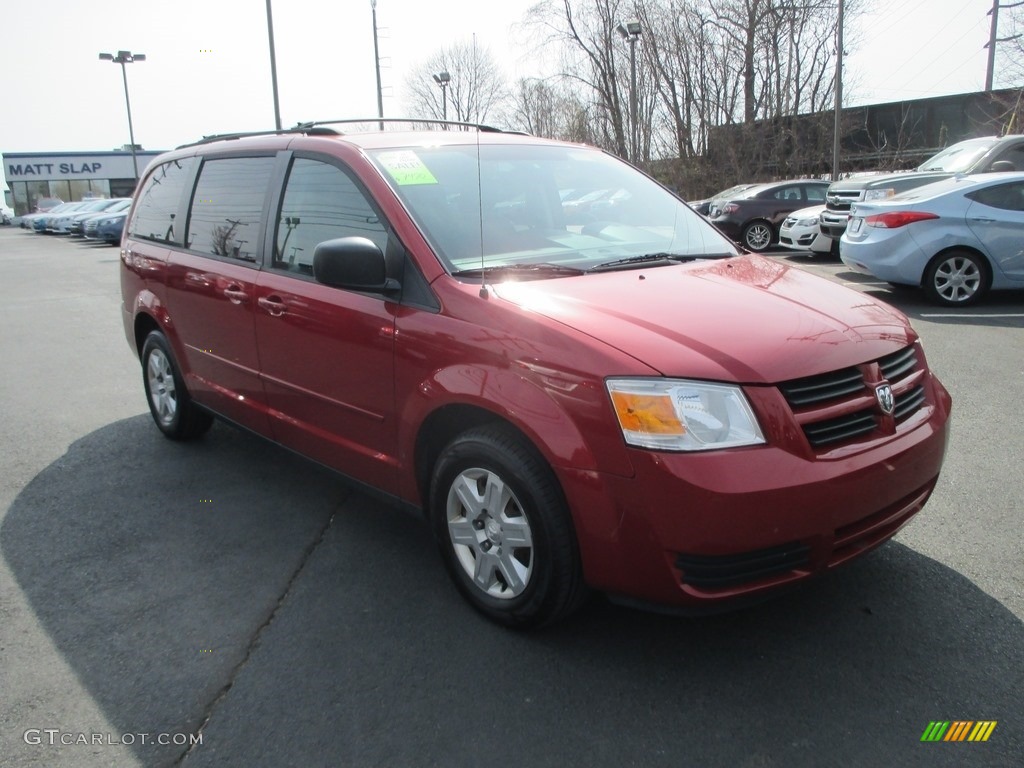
[16,198,130,244]
[700,180,830,251]
[841,172,1024,306]
[697,139,1024,307]
[820,134,1024,243]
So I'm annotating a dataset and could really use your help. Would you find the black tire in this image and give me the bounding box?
[742,220,774,252]
[922,249,990,307]
[141,330,213,440]
[429,424,587,628]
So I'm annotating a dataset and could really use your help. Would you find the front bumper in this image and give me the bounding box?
[558,375,952,608]
[820,210,851,240]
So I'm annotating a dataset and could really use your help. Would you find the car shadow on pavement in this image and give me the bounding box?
[3,417,1022,767]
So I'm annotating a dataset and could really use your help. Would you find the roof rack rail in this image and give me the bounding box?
[176,125,341,149]
[292,118,507,133]
[176,118,519,150]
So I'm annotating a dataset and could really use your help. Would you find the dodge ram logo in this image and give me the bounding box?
[875,384,895,415]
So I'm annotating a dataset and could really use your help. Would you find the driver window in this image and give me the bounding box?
[274,158,388,275]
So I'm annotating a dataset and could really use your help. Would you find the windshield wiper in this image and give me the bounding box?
[586,252,721,273]
[451,263,585,279]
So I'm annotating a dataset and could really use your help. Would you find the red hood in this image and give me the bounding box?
[490,255,914,383]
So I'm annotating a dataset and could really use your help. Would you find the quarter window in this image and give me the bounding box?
[272,158,388,275]
[128,157,196,245]
[186,157,275,262]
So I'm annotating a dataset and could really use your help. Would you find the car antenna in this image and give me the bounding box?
[476,127,489,299]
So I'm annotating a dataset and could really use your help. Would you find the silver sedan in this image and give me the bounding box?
[841,173,1024,306]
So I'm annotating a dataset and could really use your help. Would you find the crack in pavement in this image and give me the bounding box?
[173,498,345,765]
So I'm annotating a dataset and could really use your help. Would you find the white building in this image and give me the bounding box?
[2,149,164,214]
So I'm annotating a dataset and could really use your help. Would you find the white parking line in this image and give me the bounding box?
[919,313,1024,318]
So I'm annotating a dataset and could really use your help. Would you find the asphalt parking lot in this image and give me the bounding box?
[0,226,1021,768]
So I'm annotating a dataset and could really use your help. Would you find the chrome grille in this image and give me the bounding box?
[826,190,862,212]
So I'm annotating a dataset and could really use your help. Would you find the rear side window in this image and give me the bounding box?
[769,186,800,201]
[186,156,275,262]
[967,182,1024,212]
[804,184,826,202]
[272,158,388,275]
[128,158,196,245]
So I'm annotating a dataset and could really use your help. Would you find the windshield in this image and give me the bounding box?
[368,143,739,275]
[916,138,996,172]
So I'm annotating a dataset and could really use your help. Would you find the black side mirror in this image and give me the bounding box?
[313,237,400,293]
[989,160,1016,173]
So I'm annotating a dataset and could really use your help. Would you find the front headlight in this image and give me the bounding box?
[864,188,895,201]
[606,378,765,451]
[798,216,819,227]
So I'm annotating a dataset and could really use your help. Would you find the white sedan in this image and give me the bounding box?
[841,173,1024,306]
[778,204,832,255]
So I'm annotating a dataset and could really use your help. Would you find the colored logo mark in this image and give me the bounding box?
[921,721,997,742]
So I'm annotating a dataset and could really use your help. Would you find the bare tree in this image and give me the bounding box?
[507,78,597,142]
[998,3,1024,90]
[404,40,509,125]
[525,0,659,163]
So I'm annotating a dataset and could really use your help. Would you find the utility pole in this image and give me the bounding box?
[986,0,1024,92]
[832,0,844,182]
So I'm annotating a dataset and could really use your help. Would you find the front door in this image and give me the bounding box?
[253,155,400,492]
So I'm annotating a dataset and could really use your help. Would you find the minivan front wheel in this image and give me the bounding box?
[141,331,213,440]
[430,425,585,628]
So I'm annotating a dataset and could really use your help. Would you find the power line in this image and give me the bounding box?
[888,8,986,95]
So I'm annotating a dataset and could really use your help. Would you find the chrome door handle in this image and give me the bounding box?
[186,272,212,287]
[969,217,996,223]
[223,286,248,304]
[257,296,287,316]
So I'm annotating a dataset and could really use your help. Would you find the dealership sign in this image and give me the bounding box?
[3,151,163,181]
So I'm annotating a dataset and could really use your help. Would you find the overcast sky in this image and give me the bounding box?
[0,0,1007,191]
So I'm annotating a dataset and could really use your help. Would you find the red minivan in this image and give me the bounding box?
[120,121,952,627]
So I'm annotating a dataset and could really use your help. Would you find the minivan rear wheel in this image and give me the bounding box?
[141,330,213,440]
[430,424,586,628]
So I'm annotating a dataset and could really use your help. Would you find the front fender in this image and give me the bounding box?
[399,361,635,481]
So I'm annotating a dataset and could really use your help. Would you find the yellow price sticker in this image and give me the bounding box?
[378,150,438,186]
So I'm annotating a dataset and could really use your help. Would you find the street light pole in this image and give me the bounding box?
[832,0,844,182]
[616,22,642,164]
[99,50,145,182]
[265,0,283,130]
[372,0,384,130]
[433,71,451,124]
